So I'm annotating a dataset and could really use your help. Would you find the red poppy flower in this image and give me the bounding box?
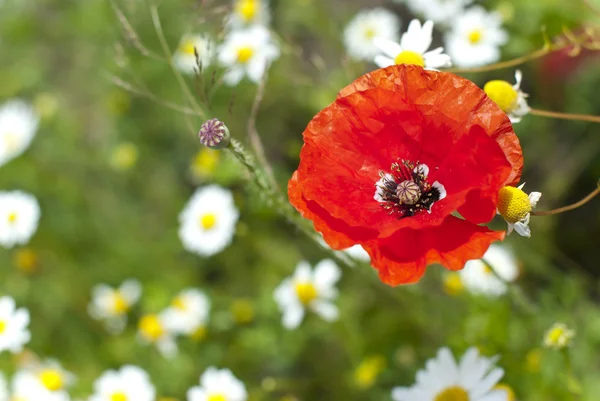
[289,65,523,285]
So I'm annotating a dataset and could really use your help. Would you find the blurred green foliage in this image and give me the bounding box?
[1,0,600,400]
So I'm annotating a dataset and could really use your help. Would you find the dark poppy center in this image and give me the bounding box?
[374,160,446,218]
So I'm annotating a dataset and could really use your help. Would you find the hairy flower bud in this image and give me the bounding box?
[198,118,230,149]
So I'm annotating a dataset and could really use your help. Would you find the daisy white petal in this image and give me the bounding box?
[344,8,401,61]
[178,185,239,256]
[0,100,39,167]
[391,347,506,401]
[274,259,342,329]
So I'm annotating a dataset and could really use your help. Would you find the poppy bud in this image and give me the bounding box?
[198,118,230,149]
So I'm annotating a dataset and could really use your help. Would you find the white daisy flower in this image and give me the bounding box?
[173,34,215,75]
[0,191,40,248]
[544,322,575,350]
[392,347,507,401]
[187,367,247,401]
[89,365,155,401]
[0,296,30,354]
[10,377,42,401]
[273,259,341,330]
[217,25,280,86]
[484,70,530,123]
[497,183,542,238]
[374,19,451,70]
[88,279,142,334]
[227,0,270,28]
[137,312,178,358]
[343,8,401,61]
[12,360,75,401]
[178,185,239,257]
[445,6,508,68]
[0,99,39,168]
[344,245,370,263]
[459,244,520,297]
[399,0,472,24]
[162,288,210,336]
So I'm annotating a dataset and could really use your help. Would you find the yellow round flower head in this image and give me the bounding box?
[394,51,425,67]
[497,183,541,237]
[484,80,518,113]
[497,185,531,224]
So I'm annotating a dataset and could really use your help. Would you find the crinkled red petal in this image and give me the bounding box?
[295,87,512,238]
[362,217,506,286]
[338,65,523,187]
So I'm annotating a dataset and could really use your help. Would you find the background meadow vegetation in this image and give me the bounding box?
[1,0,600,399]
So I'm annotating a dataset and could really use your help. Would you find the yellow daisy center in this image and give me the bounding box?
[236,0,258,22]
[394,50,425,67]
[483,264,494,275]
[14,248,38,273]
[295,282,317,305]
[199,213,217,230]
[39,369,64,391]
[8,212,17,223]
[0,320,5,333]
[192,148,220,178]
[364,27,376,39]
[354,355,386,389]
[207,394,227,401]
[494,384,516,401]
[468,29,483,44]
[443,273,464,296]
[111,392,128,401]
[434,386,469,401]
[138,314,164,341]
[547,326,566,345]
[236,46,254,63]
[112,292,129,314]
[497,186,532,224]
[180,40,197,56]
[171,296,187,310]
[484,80,519,113]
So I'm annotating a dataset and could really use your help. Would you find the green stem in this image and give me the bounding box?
[150,4,206,119]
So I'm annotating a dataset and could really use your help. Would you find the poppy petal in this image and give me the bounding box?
[363,217,506,286]
[338,65,522,185]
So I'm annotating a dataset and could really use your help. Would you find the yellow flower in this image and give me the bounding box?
[443,272,464,296]
[525,348,542,373]
[353,355,386,389]
[497,183,541,237]
[191,148,220,179]
[13,248,38,274]
[544,322,575,349]
[483,70,529,123]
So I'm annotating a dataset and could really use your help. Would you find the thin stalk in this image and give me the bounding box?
[150,5,206,119]
[247,69,279,192]
[530,108,600,124]
[532,184,600,216]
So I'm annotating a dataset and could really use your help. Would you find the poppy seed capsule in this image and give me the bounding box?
[396,180,421,205]
[198,118,230,149]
